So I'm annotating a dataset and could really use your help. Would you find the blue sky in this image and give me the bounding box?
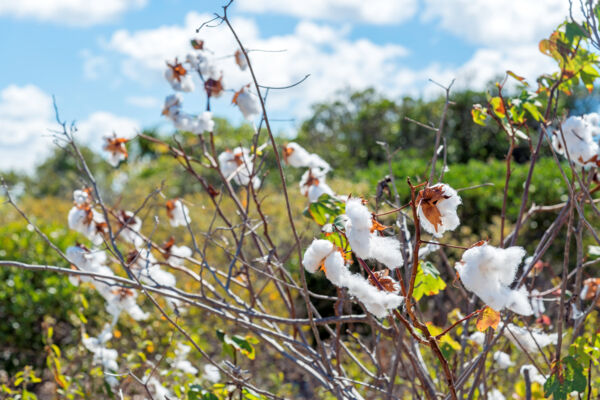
[0,0,570,171]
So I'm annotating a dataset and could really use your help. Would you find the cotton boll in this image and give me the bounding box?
[492,351,514,369]
[233,87,261,120]
[172,344,198,375]
[299,168,334,202]
[204,364,221,383]
[307,180,335,202]
[302,239,334,273]
[167,245,192,266]
[146,377,173,400]
[218,147,260,188]
[487,389,506,400]
[504,323,558,353]
[456,244,531,314]
[82,325,119,376]
[323,251,403,318]
[551,115,600,167]
[117,211,144,248]
[344,198,404,269]
[161,93,182,121]
[506,287,534,316]
[283,142,331,173]
[520,364,547,385]
[73,189,90,206]
[103,135,128,167]
[369,236,403,269]
[469,331,485,346]
[345,198,373,231]
[67,206,106,245]
[99,286,149,322]
[584,112,600,136]
[165,60,195,92]
[166,199,191,227]
[417,184,461,237]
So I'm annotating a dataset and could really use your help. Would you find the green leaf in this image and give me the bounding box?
[523,102,544,122]
[471,105,488,126]
[412,261,446,301]
[544,356,587,400]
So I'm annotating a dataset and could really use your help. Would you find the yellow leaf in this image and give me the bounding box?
[476,307,500,332]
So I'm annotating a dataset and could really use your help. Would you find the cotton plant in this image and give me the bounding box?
[551,114,600,167]
[126,248,177,288]
[166,198,191,228]
[165,58,195,93]
[232,84,262,120]
[161,236,193,266]
[82,323,119,387]
[103,134,129,167]
[343,198,404,270]
[455,243,533,315]
[503,323,558,353]
[416,183,461,237]
[116,210,144,248]
[492,351,514,369]
[218,147,261,189]
[302,239,403,318]
[283,142,331,174]
[66,245,114,286]
[299,168,335,203]
[67,189,107,246]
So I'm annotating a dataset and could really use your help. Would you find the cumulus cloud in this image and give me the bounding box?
[105,12,409,116]
[0,0,147,27]
[422,0,568,47]
[235,0,418,25]
[0,84,139,172]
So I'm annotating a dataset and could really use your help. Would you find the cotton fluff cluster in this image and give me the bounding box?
[162,93,215,134]
[66,245,114,287]
[300,169,335,202]
[162,236,193,267]
[492,351,514,369]
[82,323,119,387]
[117,210,144,248]
[416,184,461,237]
[283,142,331,173]
[520,364,547,385]
[504,323,558,353]
[203,364,221,383]
[344,198,404,269]
[171,343,198,374]
[455,244,533,315]
[232,85,261,120]
[487,389,506,400]
[166,198,191,227]
[127,249,177,289]
[218,147,261,189]
[165,58,195,92]
[302,239,403,318]
[146,376,174,400]
[67,189,106,246]
[103,135,128,167]
[281,142,335,203]
[551,114,600,167]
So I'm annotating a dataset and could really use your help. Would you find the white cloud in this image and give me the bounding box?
[236,0,418,25]
[422,0,568,47]
[0,84,139,172]
[0,85,58,172]
[76,111,140,142]
[0,0,147,27]
[126,95,160,108]
[105,12,409,117]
